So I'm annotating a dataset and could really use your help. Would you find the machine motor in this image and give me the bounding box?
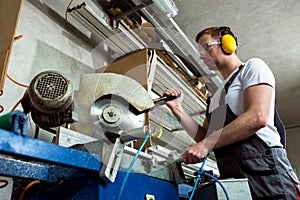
[21,70,76,129]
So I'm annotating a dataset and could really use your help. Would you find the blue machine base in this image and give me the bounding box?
[0,128,179,200]
[23,170,179,200]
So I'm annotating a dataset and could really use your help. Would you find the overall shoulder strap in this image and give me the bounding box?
[206,64,244,120]
[274,107,286,148]
[224,64,244,94]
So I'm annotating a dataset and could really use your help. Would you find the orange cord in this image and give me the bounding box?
[18,180,40,200]
[6,74,28,88]
[0,90,3,113]
[294,183,300,200]
[13,35,23,42]
[0,179,8,189]
[10,94,27,112]
[0,34,26,112]
[10,97,22,112]
[4,74,28,111]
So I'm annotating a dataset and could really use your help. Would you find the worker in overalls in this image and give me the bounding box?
[163,26,300,199]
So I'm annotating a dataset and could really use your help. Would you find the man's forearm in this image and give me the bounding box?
[171,106,207,142]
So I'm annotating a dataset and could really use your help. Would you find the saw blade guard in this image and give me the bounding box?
[74,72,154,139]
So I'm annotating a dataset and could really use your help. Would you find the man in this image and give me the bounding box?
[163,26,300,199]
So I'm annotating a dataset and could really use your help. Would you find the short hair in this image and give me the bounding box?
[195,26,235,43]
[195,27,220,42]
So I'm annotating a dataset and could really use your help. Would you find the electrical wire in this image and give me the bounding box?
[10,94,27,112]
[0,179,8,189]
[188,157,230,200]
[10,98,22,112]
[117,130,151,200]
[189,157,207,200]
[65,0,74,21]
[18,180,40,200]
[1,75,28,112]
[6,74,28,88]
[0,90,4,113]
[202,172,230,200]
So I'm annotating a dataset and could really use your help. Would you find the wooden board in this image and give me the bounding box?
[0,0,23,90]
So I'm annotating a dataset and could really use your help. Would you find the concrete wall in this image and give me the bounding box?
[0,1,106,197]
[286,127,300,179]
[0,0,106,139]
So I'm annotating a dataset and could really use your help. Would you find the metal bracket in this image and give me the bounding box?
[100,126,149,182]
[101,137,125,182]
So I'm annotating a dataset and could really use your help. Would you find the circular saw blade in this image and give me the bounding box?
[90,95,146,139]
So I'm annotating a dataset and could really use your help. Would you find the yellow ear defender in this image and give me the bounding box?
[219,27,238,55]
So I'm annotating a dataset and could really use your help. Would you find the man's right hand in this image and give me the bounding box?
[162,88,183,110]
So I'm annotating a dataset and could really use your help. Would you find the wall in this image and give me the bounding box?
[0,1,107,197]
[286,127,300,179]
[0,0,107,139]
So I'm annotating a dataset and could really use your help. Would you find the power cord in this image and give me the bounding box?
[189,157,230,200]
[0,179,8,189]
[0,90,4,114]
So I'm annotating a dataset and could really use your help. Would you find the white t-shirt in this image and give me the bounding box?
[209,58,282,147]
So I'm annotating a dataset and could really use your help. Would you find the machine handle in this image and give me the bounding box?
[134,94,181,115]
[153,94,180,106]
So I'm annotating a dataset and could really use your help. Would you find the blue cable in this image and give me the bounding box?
[189,157,207,200]
[117,130,151,200]
[188,157,230,200]
[202,172,230,200]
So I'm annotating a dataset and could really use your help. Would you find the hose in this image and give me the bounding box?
[189,157,230,200]
[116,130,151,200]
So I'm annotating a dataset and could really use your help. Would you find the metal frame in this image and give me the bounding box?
[0,128,101,172]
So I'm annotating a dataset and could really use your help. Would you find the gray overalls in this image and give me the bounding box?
[206,65,300,199]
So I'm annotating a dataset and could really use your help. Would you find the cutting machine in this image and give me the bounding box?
[0,71,185,200]
[74,72,184,183]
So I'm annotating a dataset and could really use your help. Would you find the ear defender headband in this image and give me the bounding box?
[218,26,238,55]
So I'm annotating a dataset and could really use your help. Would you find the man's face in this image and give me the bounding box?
[197,34,220,70]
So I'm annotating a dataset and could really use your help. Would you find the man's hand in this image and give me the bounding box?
[163,88,183,110]
[182,141,209,164]
[182,129,222,164]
